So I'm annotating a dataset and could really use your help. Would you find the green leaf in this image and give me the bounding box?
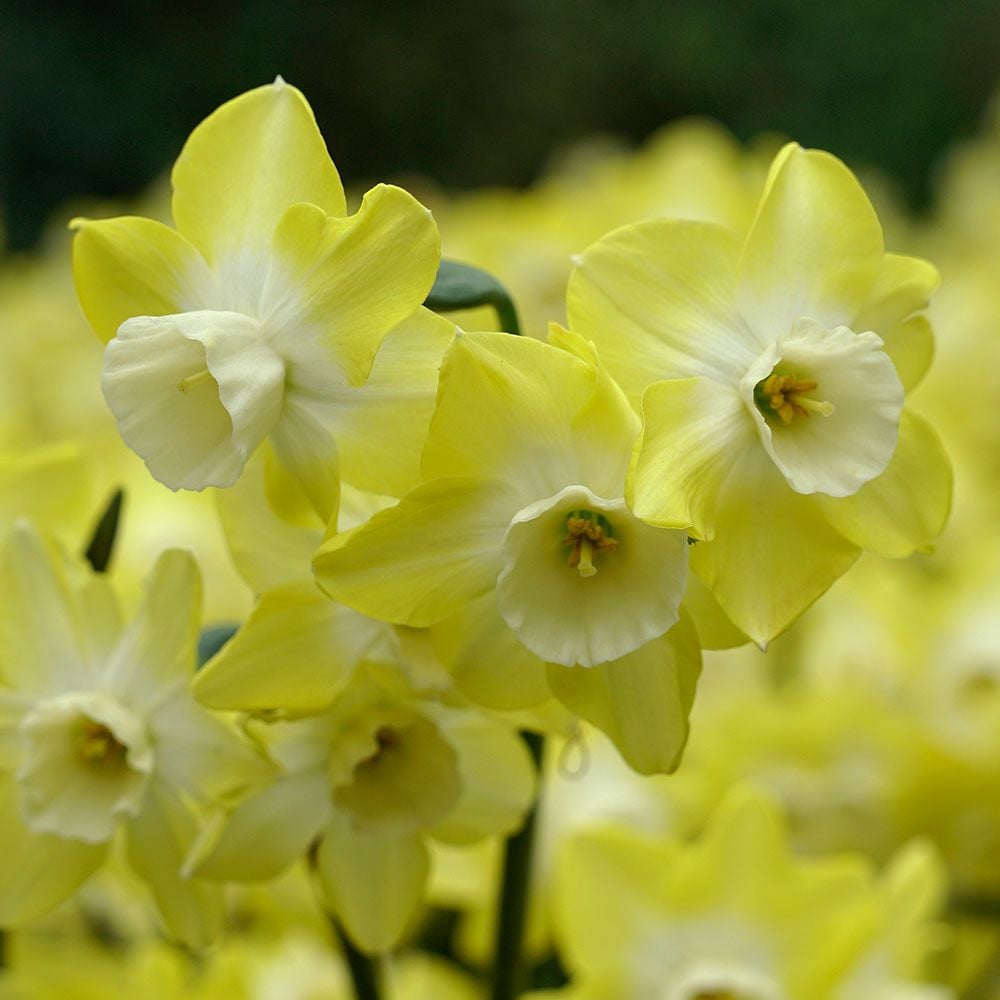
[84,489,124,574]
[424,259,521,335]
[197,623,239,667]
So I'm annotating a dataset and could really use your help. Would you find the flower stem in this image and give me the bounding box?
[491,730,545,1000]
[492,295,521,337]
[331,917,382,1000]
[424,259,522,336]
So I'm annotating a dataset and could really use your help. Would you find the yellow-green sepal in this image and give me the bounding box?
[546,610,701,775]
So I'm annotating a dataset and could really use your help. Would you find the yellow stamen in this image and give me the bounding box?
[563,514,618,578]
[77,721,126,768]
[178,368,212,393]
[760,374,834,425]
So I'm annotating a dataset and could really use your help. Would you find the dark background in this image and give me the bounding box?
[3,0,999,250]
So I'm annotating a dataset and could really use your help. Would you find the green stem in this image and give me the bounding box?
[423,259,522,336]
[331,917,382,1000]
[491,731,545,1000]
[491,294,521,337]
[950,892,1000,921]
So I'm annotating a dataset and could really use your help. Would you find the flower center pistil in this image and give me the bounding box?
[755,373,835,425]
[76,720,128,769]
[563,510,618,578]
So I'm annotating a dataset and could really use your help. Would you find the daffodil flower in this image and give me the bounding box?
[550,788,952,1000]
[0,523,274,946]
[569,143,952,644]
[192,447,451,715]
[314,330,701,774]
[72,79,442,519]
[188,671,535,953]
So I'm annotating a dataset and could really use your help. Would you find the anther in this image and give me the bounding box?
[758,374,835,425]
[563,512,618,578]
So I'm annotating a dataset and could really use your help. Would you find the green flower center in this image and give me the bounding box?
[76,719,128,770]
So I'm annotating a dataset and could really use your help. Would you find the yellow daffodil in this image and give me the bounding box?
[188,670,535,954]
[548,788,952,1000]
[193,446,450,714]
[72,79,442,518]
[314,330,701,774]
[0,523,274,946]
[569,142,952,644]
[189,448,533,953]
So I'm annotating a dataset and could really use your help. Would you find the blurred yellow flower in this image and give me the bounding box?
[0,524,273,946]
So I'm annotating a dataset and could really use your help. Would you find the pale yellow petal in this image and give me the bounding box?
[105,549,201,707]
[879,314,935,392]
[852,252,939,334]
[0,693,25,770]
[690,447,860,645]
[554,823,673,977]
[568,219,754,404]
[818,410,952,557]
[329,307,457,497]
[148,689,277,803]
[77,576,123,669]
[738,143,884,336]
[422,332,621,499]
[171,79,346,265]
[549,323,642,494]
[72,216,210,343]
[268,184,440,388]
[0,444,93,539]
[313,477,520,627]
[0,523,89,695]
[270,396,341,524]
[546,612,701,775]
[126,779,224,949]
[853,250,936,395]
[629,376,754,538]
[190,768,330,882]
[316,813,429,953]
[432,594,551,711]
[0,773,105,925]
[215,446,323,593]
[193,581,387,713]
[680,572,747,650]
[430,711,536,844]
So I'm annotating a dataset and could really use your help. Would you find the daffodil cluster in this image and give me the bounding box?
[1,72,993,1000]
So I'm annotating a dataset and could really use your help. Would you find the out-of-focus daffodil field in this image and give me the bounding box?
[0,59,999,1000]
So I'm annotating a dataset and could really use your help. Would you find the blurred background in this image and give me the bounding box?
[3,0,1000,250]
